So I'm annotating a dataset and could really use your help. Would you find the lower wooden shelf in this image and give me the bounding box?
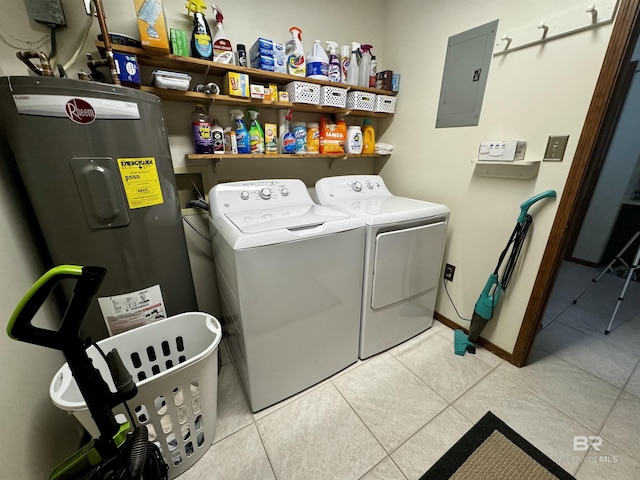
[186,152,389,170]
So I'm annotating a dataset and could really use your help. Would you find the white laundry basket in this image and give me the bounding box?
[49,312,222,479]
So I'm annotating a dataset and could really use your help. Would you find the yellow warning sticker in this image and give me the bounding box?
[117,157,164,209]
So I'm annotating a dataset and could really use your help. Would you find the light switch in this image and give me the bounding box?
[544,135,569,161]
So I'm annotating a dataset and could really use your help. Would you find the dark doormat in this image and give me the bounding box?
[420,411,576,480]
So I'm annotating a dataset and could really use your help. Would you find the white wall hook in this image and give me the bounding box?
[586,4,598,23]
[537,21,550,38]
[501,34,512,47]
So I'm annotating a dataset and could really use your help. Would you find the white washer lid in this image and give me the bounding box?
[225,204,349,234]
[329,196,450,225]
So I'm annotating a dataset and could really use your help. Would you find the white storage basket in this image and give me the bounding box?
[49,312,222,479]
[346,91,376,111]
[374,94,397,113]
[320,86,347,108]
[286,81,321,105]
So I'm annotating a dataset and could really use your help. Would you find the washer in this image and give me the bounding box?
[209,179,365,412]
[314,175,450,359]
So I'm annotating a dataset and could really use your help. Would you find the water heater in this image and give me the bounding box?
[0,76,197,339]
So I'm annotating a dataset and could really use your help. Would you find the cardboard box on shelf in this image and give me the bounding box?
[133,0,170,52]
[221,72,249,97]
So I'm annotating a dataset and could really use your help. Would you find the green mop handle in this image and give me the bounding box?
[517,190,557,223]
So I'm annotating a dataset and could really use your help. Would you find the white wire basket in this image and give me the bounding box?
[320,86,347,108]
[347,91,376,111]
[374,94,397,113]
[49,312,222,479]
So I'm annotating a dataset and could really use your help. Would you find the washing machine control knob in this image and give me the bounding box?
[366,181,374,189]
[259,187,272,200]
[352,181,362,192]
[240,191,250,200]
[281,188,289,197]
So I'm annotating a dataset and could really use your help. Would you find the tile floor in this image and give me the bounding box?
[180,261,640,480]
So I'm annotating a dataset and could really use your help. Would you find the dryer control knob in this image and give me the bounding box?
[352,181,362,192]
[240,191,250,200]
[281,188,289,197]
[366,181,374,189]
[259,187,272,200]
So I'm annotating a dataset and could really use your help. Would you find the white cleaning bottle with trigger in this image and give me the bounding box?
[346,42,360,86]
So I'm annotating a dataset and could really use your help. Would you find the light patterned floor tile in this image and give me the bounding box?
[359,457,407,480]
[600,391,640,460]
[575,438,640,480]
[256,383,386,480]
[333,353,447,452]
[391,407,473,480]
[213,363,253,443]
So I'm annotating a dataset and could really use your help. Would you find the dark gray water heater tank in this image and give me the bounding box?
[0,76,197,340]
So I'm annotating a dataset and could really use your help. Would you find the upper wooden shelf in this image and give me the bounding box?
[97,42,397,97]
[138,86,392,117]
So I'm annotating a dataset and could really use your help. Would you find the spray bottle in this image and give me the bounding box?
[358,44,373,88]
[369,55,377,88]
[211,4,233,63]
[247,108,265,154]
[285,27,305,76]
[186,0,213,61]
[346,42,360,86]
[340,45,350,83]
[278,109,296,154]
[326,41,341,83]
[230,109,250,154]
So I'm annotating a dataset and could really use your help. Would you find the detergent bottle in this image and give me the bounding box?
[346,42,360,86]
[306,39,329,80]
[186,0,213,61]
[191,104,213,153]
[211,4,233,63]
[286,27,306,76]
[326,41,341,83]
[358,44,373,88]
[362,118,375,154]
[247,108,265,154]
[230,109,250,154]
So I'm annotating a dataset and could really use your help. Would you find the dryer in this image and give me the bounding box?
[209,179,365,412]
[314,175,450,359]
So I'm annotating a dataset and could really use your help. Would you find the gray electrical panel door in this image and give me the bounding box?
[436,19,498,128]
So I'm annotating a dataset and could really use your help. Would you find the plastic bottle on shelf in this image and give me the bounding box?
[247,108,265,154]
[358,44,373,88]
[346,125,363,154]
[211,118,224,154]
[186,0,213,61]
[211,5,234,63]
[340,45,350,84]
[325,41,341,83]
[278,109,296,154]
[230,109,250,154]
[346,42,360,86]
[292,122,307,153]
[286,27,306,77]
[191,104,213,154]
[306,122,319,154]
[362,118,375,154]
[369,55,377,88]
[306,40,329,80]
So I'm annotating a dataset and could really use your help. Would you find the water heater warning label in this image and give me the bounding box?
[117,157,164,209]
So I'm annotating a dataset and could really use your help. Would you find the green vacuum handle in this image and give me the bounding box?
[7,265,106,349]
[517,190,556,223]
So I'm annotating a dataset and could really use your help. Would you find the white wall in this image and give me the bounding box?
[380,0,614,353]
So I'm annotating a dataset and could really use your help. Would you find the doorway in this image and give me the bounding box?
[512,0,640,367]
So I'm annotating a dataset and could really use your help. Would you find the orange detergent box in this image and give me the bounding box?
[133,0,170,52]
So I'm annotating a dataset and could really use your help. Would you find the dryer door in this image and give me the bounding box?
[371,222,446,309]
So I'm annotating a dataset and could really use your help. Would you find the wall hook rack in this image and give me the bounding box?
[493,0,618,56]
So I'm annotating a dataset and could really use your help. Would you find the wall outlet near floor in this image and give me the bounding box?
[444,263,456,281]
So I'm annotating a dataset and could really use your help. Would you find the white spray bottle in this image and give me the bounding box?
[210,4,233,63]
[326,41,341,83]
[346,42,360,86]
[340,45,350,83]
[358,44,373,88]
[285,26,305,76]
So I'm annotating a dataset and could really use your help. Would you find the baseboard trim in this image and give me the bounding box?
[434,312,517,365]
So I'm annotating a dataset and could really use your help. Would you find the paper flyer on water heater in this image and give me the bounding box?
[98,284,166,335]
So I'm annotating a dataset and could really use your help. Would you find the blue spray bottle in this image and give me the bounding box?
[230,109,250,154]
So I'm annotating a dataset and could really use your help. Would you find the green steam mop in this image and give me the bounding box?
[454,190,557,356]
